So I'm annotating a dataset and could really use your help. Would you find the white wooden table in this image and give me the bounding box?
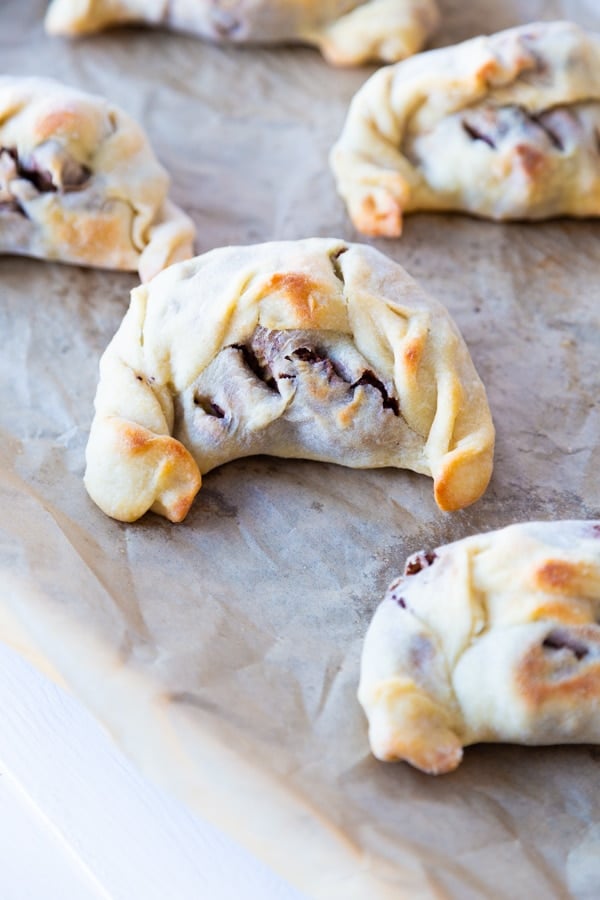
[0,642,305,900]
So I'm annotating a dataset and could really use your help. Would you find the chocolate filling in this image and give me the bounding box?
[194,393,225,418]
[461,105,572,154]
[60,157,93,191]
[462,120,496,149]
[390,593,407,608]
[286,347,351,386]
[288,349,399,415]
[290,347,322,364]
[0,145,91,195]
[231,343,279,393]
[351,370,399,416]
[542,630,589,661]
[223,330,401,419]
[405,551,438,577]
[530,113,564,151]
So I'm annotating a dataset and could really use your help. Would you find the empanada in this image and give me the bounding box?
[330,21,600,236]
[84,238,494,522]
[359,520,600,775]
[45,0,440,67]
[0,76,195,280]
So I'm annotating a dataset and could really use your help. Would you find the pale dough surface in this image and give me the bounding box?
[0,76,195,280]
[331,21,600,235]
[45,0,440,66]
[360,520,600,774]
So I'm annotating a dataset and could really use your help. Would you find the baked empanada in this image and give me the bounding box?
[84,238,494,522]
[0,76,195,280]
[45,0,440,67]
[330,21,600,235]
[360,520,600,775]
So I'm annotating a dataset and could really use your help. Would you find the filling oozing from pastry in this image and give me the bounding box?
[173,325,424,474]
[541,628,590,661]
[0,142,91,216]
[404,100,600,216]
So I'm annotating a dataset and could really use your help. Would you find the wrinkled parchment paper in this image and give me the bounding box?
[2,1,600,897]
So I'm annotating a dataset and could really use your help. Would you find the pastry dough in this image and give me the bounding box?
[84,237,494,522]
[45,0,440,67]
[359,520,600,775]
[0,76,195,280]
[330,21,600,235]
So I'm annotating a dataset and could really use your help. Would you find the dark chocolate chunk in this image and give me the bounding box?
[405,551,438,576]
[542,630,589,661]
[462,120,496,149]
[231,343,279,392]
[352,370,399,416]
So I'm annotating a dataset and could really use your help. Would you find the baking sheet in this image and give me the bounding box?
[2,1,600,896]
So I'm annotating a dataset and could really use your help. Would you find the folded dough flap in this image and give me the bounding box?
[426,323,495,512]
[85,350,201,523]
[358,596,464,775]
[362,678,463,774]
[329,63,413,236]
[340,243,495,510]
[426,382,495,512]
[309,0,440,67]
[84,416,201,523]
[137,199,196,284]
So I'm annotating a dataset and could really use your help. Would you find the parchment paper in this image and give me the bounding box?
[2,1,600,897]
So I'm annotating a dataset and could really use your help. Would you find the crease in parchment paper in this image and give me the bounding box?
[0,566,420,900]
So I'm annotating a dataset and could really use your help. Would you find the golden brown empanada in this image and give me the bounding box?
[0,76,195,280]
[330,21,600,235]
[84,238,494,522]
[360,520,600,775]
[45,0,439,67]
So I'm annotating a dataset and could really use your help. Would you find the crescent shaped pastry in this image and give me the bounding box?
[45,0,440,67]
[0,76,195,281]
[330,21,600,236]
[84,238,494,522]
[359,520,600,775]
